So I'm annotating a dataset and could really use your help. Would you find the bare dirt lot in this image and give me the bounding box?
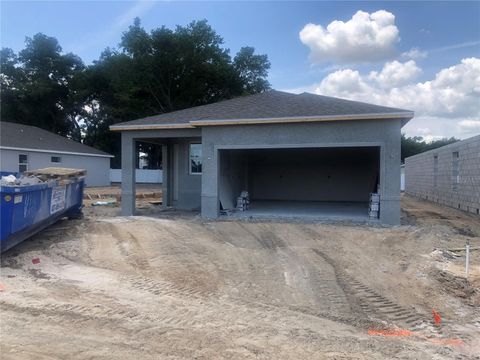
[1,195,479,359]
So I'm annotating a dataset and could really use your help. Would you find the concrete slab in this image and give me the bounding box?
[229,200,371,221]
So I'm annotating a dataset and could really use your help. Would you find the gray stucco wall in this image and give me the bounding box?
[0,148,111,186]
[405,135,480,215]
[170,139,202,210]
[218,150,248,209]
[201,119,402,224]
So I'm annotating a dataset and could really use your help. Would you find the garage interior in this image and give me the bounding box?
[218,146,380,220]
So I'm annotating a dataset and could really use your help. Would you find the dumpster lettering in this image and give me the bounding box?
[50,186,66,214]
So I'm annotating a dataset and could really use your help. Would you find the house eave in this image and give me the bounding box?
[189,112,414,127]
[110,123,196,131]
[110,112,414,131]
[0,146,114,158]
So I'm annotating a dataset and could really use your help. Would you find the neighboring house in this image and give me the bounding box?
[111,90,414,224]
[405,135,480,215]
[0,122,113,186]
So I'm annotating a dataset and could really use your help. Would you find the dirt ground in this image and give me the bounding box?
[1,195,479,359]
[83,184,162,201]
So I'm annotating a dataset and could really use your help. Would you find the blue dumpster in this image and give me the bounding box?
[1,176,85,252]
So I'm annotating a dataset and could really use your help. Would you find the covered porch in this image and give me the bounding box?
[120,129,202,216]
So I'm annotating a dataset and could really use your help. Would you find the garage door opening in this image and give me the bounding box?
[218,146,380,221]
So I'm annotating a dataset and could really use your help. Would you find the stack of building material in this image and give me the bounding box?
[369,193,380,219]
[236,190,250,211]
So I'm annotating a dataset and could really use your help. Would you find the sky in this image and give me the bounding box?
[1,1,480,140]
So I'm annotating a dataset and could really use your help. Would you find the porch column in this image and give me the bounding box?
[379,124,401,225]
[161,143,169,207]
[201,140,219,218]
[121,132,136,216]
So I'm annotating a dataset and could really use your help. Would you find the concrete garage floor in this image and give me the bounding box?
[231,200,371,221]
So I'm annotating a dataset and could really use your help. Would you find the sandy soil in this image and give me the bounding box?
[83,184,162,201]
[0,195,479,359]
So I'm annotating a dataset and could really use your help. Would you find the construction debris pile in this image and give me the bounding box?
[236,190,250,211]
[1,168,86,187]
[0,174,43,186]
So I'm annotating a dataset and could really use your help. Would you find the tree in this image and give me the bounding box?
[1,34,85,139]
[234,47,271,94]
[1,48,25,123]
[80,18,271,165]
[1,20,271,165]
[401,134,459,162]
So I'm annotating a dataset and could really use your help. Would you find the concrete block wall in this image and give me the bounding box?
[405,135,480,215]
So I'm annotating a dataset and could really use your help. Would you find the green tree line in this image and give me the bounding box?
[1,18,270,167]
[401,134,458,163]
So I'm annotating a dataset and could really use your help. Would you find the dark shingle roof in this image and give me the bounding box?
[0,122,112,157]
[112,90,413,128]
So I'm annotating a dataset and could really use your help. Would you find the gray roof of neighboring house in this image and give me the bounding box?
[0,121,112,157]
[112,90,413,129]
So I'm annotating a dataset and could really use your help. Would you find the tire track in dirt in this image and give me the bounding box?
[0,299,145,326]
[301,252,358,321]
[311,248,473,343]
[107,223,151,271]
[302,227,438,334]
[236,222,287,249]
[123,274,217,299]
[298,226,470,339]
[120,272,358,331]
[0,295,206,329]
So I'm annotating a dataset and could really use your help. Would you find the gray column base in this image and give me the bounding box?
[121,192,136,216]
[380,198,401,225]
[201,195,219,218]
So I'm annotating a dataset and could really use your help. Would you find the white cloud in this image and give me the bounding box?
[401,47,427,59]
[458,120,480,130]
[317,68,369,98]
[299,10,400,63]
[369,60,422,88]
[400,41,480,61]
[314,58,480,139]
[416,128,432,136]
[429,40,480,54]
